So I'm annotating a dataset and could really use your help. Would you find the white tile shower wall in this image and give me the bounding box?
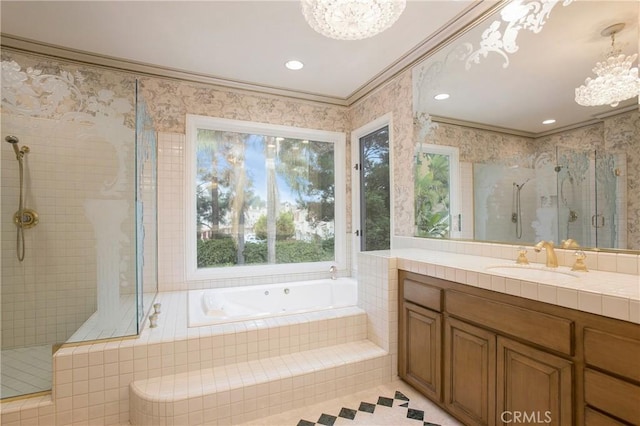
[356,251,398,377]
[1,114,136,349]
[157,132,352,291]
[157,132,186,290]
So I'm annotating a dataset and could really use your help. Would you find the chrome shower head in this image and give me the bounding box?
[5,135,22,158]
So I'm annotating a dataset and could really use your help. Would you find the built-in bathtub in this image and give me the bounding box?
[188,277,357,327]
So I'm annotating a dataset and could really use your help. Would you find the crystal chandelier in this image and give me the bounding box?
[300,0,406,41]
[575,23,640,108]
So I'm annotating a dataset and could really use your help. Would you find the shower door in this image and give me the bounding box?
[555,147,592,247]
[555,147,625,249]
[593,151,625,249]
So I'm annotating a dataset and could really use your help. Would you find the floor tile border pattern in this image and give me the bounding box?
[297,390,442,426]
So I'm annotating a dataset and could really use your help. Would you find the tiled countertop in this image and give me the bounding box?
[385,248,640,324]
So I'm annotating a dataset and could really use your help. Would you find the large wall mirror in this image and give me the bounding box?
[413,0,639,251]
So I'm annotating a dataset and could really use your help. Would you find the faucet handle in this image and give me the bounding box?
[561,239,580,249]
[515,246,529,265]
[571,250,588,272]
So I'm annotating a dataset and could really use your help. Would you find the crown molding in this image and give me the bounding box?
[0,33,350,107]
[431,115,536,138]
[432,103,639,140]
[1,0,503,110]
[346,0,505,106]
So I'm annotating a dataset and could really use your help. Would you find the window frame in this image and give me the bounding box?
[350,113,394,273]
[185,114,346,282]
[414,143,461,239]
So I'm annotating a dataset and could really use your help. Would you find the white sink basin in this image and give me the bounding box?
[485,265,579,281]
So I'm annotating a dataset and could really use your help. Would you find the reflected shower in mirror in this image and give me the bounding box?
[411,0,639,251]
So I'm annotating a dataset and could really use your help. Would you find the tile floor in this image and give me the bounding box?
[238,380,462,426]
[0,345,52,399]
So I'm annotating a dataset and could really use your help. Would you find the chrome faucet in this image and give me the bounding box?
[329,265,337,280]
[534,240,558,268]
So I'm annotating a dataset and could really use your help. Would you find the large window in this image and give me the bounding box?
[186,115,345,280]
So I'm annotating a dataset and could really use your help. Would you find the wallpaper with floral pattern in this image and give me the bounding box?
[3,49,638,249]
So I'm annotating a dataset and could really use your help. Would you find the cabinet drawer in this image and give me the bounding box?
[584,407,627,426]
[584,369,640,425]
[447,291,573,355]
[584,328,640,382]
[404,279,442,312]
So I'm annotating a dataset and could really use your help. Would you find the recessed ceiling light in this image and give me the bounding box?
[434,93,450,100]
[285,60,304,70]
[542,119,556,125]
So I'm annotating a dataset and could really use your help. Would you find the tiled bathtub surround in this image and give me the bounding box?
[0,291,385,425]
[3,243,638,425]
[357,253,399,377]
[130,340,389,425]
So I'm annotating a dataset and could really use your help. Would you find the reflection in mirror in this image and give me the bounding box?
[412,0,639,251]
[414,144,460,239]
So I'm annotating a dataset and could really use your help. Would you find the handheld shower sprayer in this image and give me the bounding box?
[5,135,21,159]
[5,135,29,160]
[5,135,38,261]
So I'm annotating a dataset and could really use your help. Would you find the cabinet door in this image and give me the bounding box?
[400,301,442,401]
[497,337,573,426]
[444,317,496,426]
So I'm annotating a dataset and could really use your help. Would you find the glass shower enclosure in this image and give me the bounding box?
[1,51,157,399]
[473,146,627,249]
[556,147,627,249]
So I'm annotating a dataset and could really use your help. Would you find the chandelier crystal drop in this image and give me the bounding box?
[575,24,640,108]
[300,0,406,41]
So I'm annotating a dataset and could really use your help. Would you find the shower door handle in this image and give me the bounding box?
[591,214,605,228]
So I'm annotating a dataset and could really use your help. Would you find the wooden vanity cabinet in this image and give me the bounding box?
[399,279,443,402]
[444,317,496,426]
[583,327,640,424]
[397,271,640,426]
[401,301,442,401]
[496,337,573,426]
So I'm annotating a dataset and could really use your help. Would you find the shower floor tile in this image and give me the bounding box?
[1,344,52,399]
[238,379,462,426]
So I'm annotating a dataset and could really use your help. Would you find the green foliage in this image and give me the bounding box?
[275,240,330,263]
[243,240,332,264]
[362,130,390,250]
[276,211,295,240]
[197,237,237,267]
[415,153,451,238]
[277,140,335,225]
[243,242,267,264]
[415,211,450,238]
[254,212,295,241]
[321,236,335,256]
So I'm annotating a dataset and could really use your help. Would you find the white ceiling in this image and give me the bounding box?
[415,0,639,134]
[1,0,638,135]
[0,0,478,100]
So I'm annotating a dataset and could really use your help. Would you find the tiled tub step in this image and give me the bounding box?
[129,340,391,425]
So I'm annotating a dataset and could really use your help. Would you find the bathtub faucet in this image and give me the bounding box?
[329,265,337,280]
